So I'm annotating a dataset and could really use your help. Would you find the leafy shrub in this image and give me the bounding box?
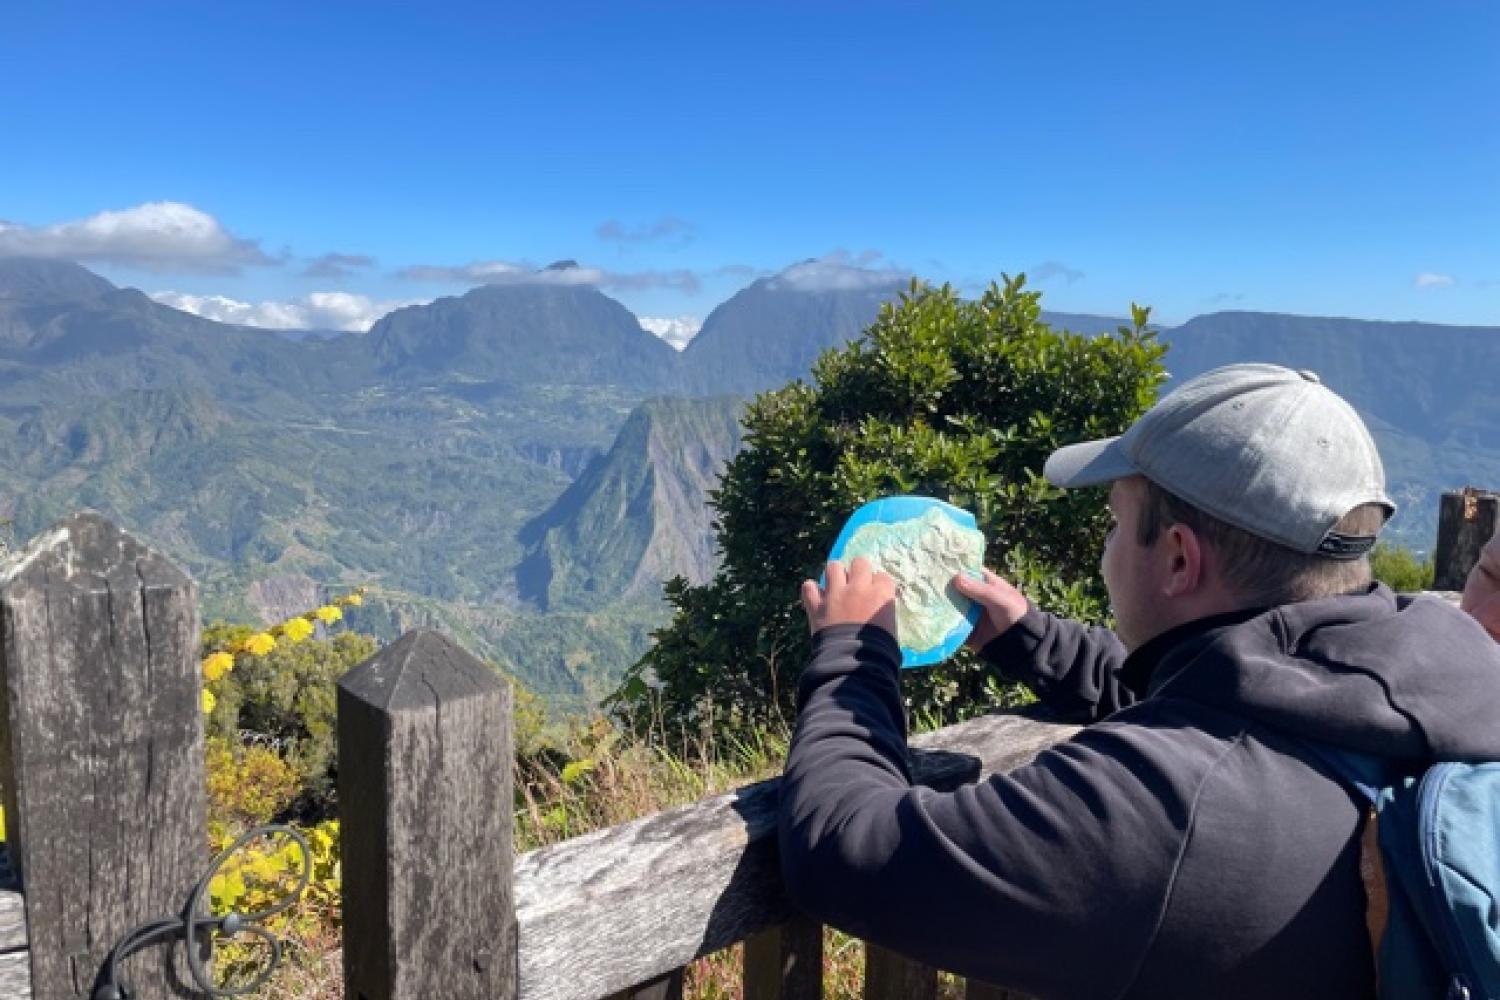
[205,735,301,833]
[610,277,1166,745]
[1370,542,1435,592]
[203,623,378,821]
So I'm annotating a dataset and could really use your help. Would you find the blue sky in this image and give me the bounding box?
[2,1,1496,337]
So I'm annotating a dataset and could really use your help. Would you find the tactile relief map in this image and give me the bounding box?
[839,507,986,652]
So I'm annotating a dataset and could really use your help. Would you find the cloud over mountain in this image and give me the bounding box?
[638,315,702,350]
[1415,272,1456,288]
[396,259,701,294]
[152,289,424,331]
[766,251,911,292]
[0,202,276,273]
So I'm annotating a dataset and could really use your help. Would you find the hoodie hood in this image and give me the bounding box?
[1148,584,1500,763]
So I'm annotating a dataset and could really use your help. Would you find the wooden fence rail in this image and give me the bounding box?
[339,630,1074,1000]
[0,498,1481,998]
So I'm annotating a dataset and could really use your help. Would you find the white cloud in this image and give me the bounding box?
[1415,272,1456,288]
[767,251,911,292]
[302,253,376,279]
[396,259,701,294]
[152,289,426,332]
[638,315,702,351]
[596,217,694,247]
[1029,260,1086,285]
[0,202,275,273]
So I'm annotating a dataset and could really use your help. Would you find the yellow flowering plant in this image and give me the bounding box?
[199,586,368,714]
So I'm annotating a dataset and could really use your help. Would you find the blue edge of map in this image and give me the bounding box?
[823,495,985,669]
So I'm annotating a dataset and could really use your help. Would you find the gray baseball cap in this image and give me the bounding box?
[1043,363,1394,557]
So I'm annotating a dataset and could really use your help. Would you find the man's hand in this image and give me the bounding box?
[801,557,898,638]
[952,568,1029,650]
[1461,524,1500,642]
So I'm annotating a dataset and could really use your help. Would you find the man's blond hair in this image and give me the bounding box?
[1136,478,1386,607]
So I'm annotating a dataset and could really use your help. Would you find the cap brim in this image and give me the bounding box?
[1043,436,1137,488]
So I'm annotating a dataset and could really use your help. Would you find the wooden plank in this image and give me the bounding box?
[0,848,24,956]
[863,942,936,1000]
[338,628,515,1000]
[606,968,684,1000]
[0,892,25,955]
[0,950,30,998]
[1434,489,1499,590]
[0,513,205,999]
[744,916,822,1000]
[513,710,1077,1000]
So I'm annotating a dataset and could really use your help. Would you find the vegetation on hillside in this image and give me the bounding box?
[612,277,1167,745]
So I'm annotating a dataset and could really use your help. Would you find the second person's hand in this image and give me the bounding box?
[952,568,1029,650]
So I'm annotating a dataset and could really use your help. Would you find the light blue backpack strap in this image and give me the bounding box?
[1418,762,1500,1000]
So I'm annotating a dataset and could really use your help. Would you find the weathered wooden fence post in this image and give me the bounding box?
[0,512,205,998]
[1434,488,1500,591]
[337,628,516,1000]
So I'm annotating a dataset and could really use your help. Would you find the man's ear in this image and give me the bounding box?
[1162,523,1205,597]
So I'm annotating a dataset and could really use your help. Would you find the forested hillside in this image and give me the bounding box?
[2,256,1493,707]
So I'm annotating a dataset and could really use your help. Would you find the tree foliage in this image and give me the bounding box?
[203,622,378,820]
[1369,542,1435,592]
[610,277,1167,744]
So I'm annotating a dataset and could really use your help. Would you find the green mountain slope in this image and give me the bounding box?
[516,396,746,611]
[3,256,1497,706]
[367,276,682,391]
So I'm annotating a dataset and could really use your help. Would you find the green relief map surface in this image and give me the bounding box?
[840,507,986,651]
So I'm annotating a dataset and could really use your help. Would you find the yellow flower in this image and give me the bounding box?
[342,592,363,607]
[243,632,276,656]
[201,651,235,682]
[201,689,217,714]
[282,617,314,642]
[314,605,342,625]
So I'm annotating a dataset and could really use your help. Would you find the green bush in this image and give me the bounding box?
[609,277,1166,746]
[1370,543,1434,592]
[203,623,378,820]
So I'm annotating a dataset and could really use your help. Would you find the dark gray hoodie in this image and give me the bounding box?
[777,585,1500,999]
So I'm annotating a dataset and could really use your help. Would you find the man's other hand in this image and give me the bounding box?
[952,568,1029,650]
[801,557,898,638]
[1461,523,1500,642]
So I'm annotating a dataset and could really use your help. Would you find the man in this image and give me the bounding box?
[778,363,1500,999]
[1462,519,1500,641]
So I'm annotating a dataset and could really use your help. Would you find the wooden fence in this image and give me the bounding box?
[0,498,1487,998]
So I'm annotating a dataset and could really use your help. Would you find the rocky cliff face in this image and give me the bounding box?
[516,396,746,610]
[246,573,324,625]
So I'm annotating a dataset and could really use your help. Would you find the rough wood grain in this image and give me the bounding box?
[864,943,936,1000]
[0,513,204,999]
[0,950,31,998]
[513,710,1076,1000]
[743,915,822,1000]
[338,629,515,1000]
[1434,489,1499,590]
[0,849,24,957]
[0,891,25,955]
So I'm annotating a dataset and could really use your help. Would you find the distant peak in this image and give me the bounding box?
[0,257,116,301]
[543,259,581,272]
[765,256,910,294]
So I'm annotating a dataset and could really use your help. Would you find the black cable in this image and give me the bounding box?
[92,824,312,1000]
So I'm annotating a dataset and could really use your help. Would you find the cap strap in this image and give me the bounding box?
[1317,531,1378,560]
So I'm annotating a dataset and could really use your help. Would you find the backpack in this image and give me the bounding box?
[1303,745,1500,1000]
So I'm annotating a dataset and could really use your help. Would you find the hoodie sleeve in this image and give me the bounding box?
[778,624,1201,999]
[979,606,1136,722]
